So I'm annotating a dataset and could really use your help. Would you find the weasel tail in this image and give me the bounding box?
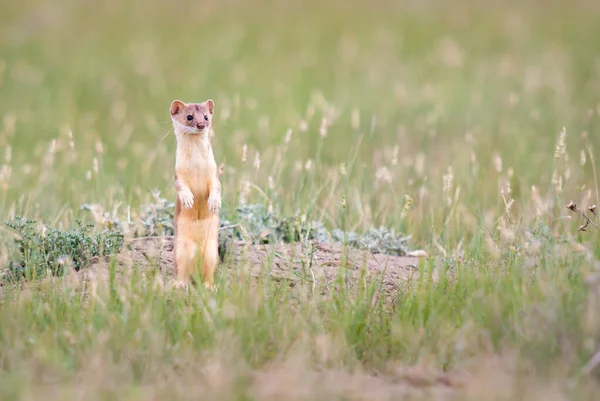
[169,99,221,289]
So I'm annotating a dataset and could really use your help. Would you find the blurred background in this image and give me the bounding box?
[1,0,599,245]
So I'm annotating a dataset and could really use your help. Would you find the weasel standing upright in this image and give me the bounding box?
[170,99,221,289]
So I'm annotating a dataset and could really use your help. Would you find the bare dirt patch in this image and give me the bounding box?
[84,236,425,290]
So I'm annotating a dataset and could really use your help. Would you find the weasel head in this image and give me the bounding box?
[170,99,215,137]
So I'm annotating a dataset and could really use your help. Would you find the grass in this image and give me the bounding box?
[1,0,600,399]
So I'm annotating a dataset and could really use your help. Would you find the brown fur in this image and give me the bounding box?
[170,99,220,289]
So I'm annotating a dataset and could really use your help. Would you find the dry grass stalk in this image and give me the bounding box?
[566,201,599,232]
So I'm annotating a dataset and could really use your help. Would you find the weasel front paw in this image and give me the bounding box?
[208,193,221,215]
[179,188,194,209]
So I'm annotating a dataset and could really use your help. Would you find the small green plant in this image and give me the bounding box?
[332,226,412,256]
[226,205,412,254]
[4,216,124,280]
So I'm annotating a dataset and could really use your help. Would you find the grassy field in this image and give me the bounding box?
[1,0,600,399]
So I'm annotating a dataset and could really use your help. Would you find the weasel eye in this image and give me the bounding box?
[186,115,193,121]
[204,115,209,121]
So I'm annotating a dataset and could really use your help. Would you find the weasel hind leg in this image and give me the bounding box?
[201,238,219,289]
[174,237,198,286]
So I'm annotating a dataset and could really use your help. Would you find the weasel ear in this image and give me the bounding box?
[205,99,215,115]
[170,100,185,116]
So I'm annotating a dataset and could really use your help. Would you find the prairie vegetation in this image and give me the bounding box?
[1,0,600,399]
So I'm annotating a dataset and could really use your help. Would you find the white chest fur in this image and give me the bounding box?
[175,135,216,196]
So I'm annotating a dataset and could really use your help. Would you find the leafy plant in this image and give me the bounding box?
[4,216,124,280]
[334,226,412,256]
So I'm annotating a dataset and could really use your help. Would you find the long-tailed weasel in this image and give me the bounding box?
[169,98,221,289]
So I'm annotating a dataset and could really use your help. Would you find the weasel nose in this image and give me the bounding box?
[197,123,206,130]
